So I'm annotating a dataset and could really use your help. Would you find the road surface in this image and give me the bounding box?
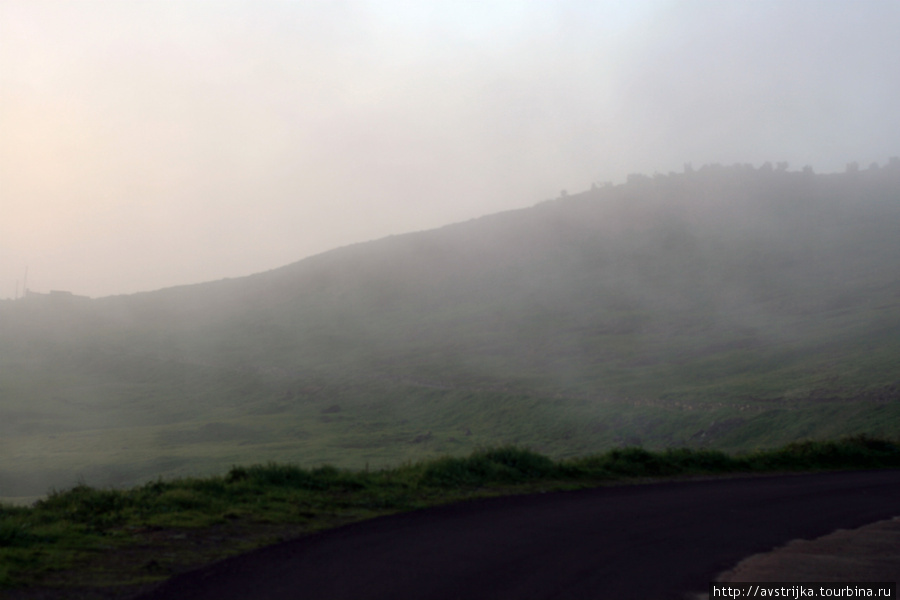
[138,470,900,600]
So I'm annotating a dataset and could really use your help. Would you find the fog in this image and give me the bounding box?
[2,0,898,298]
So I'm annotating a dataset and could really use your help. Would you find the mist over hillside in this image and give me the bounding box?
[2,162,899,498]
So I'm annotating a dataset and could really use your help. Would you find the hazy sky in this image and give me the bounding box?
[2,1,898,298]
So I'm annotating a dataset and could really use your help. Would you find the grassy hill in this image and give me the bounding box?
[1,162,899,500]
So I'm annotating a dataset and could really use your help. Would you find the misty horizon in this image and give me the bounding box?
[3,1,899,298]
[3,158,896,301]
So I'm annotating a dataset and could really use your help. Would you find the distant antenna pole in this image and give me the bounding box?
[23,266,28,298]
[14,279,18,300]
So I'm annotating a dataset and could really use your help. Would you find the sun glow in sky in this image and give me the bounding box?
[1,0,898,298]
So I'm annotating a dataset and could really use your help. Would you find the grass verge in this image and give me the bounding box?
[2,435,899,597]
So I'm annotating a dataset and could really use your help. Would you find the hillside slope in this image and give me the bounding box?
[2,163,899,497]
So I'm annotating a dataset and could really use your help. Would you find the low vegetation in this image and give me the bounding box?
[2,436,899,595]
[1,165,898,597]
[2,164,900,500]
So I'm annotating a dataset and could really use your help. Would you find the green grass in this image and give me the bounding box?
[3,217,898,501]
[2,379,898,502]
[2,436,898,593]
[2,166,899,586]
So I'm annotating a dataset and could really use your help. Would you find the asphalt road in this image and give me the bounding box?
[138,470,900,600]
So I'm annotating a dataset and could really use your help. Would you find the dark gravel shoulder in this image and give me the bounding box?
[137,470,900,600]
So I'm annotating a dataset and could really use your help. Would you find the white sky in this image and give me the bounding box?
[1,0,898,298]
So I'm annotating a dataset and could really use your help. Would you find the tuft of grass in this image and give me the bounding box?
[226,463,368,492]
[746,434,900,471]
[419,446,557,486]
[1,435,898,592]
